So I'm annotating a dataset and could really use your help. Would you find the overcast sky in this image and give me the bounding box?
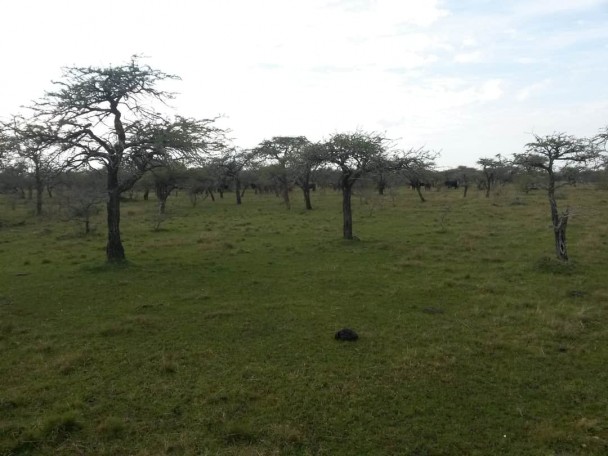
[2,0,607,167]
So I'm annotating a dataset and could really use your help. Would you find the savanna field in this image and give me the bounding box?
[1,185,607,455]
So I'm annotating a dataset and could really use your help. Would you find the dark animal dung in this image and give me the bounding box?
[335,328,359,341]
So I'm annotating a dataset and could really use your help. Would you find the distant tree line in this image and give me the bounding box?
[1,57,607,263]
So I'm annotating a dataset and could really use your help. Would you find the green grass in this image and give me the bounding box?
[1,185,608,455]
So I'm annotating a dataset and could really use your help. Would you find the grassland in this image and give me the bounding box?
[1,184,607,455]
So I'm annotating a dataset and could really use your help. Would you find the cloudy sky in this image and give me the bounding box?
[2,0,607,167]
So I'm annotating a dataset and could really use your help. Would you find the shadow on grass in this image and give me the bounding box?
[534,256,578,275]
[81,260,138,274]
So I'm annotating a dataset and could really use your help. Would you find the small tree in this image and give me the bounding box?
[150,163,187,215]
[210,148,253,205]
[398,150,437,202]
[0,116,59,216]
[60,171,105,234]
[254,136,309,209]
[291,142,322,210]
[477,156,506,198]
[514,133,597,261]
[318,132,390,240]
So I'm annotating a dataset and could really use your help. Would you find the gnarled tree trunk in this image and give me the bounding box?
[106,166,125,262]
[550,196,569,261]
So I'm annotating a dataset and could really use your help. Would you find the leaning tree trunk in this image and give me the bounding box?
[342,184,354,240]
[207,188,215,202]
[415,184,426,203]
[106,166,125,262]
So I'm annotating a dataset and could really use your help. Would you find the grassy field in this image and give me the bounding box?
[1,184,607,455]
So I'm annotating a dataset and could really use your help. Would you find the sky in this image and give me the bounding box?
[2,0,607,168]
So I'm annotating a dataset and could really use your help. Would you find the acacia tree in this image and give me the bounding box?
[513,133,597,261]
[254,136,309,209]
[595,126,608,159]
[0,117,58,215]
[477,156,504,198]
[29,57,222,261]
[291,142,322,210]
[318,132,390,240]
[149,163,189,215]
[59,170,105,234]
[210,148,253,205]
[398,150,437,202]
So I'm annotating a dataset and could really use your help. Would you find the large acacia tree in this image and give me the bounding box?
[30,57,222,261]
[514,133,597,261]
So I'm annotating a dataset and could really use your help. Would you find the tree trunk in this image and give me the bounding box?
[554,214,568,261]
[463,184,469,198]
[85,218,90,235]
[155,184,171,215]
[235,178,242,205]
[303,186,312,210]
[143,188,149,201]
[282,182,291,210]
[549,193,569,261]
[35,178,44,216]
[106,166,126,262]
[158,198,167,215]
[188,192,197,207]
[415,185,426,202]
[342,184,353,240]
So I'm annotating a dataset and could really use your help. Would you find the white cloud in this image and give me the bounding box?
[1,0,607,167]
[516,80,551,102]
[453,51,483,63]
[514,0,607,16]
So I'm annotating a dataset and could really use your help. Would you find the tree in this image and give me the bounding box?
[150,163,187,215]
[59,170,105,234]
[476,156,505,198]
[513,133,597,261]
[398,150,438,202]
[29,57,222,261]
[319,132,390,240]
[291,142,322,210]
[210,148,253,205]
[254,136,309,209]
[0,116,58,216]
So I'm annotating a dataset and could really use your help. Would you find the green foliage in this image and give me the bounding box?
[1,185,608,455]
